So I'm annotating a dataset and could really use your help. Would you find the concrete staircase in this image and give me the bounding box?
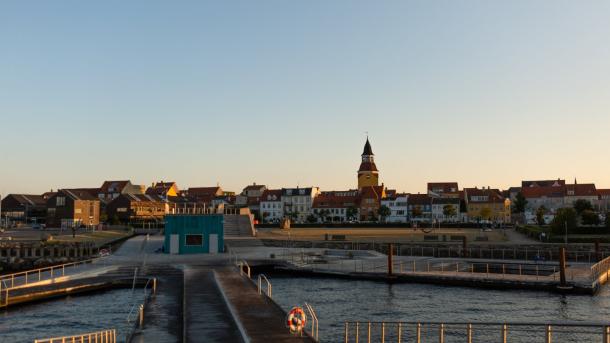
[223,215,255,237]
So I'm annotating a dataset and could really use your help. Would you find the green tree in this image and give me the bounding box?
[378,205,391,222]
[317,209,330,222]
[573,199,594,215]
[346,207,358,221]
[442,204,457,219]
[536,206,548,226]
[551,208,578,234]
[513,192,528,213]
[306,214,318,223]
[581,210,601,226]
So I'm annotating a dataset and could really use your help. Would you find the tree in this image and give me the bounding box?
[551,208,577,235]
[606,212,610,229]
[346,207,358,221]
[513,192,528,213]
[317,209,330,223]
[581,210,601,226]
[306,214,318,224]
[378,205,391,222]
[480,207,492,221]
[573,199,594,215]
[411,206,423,218]
[443,204,457,219]
[536,206,548,226]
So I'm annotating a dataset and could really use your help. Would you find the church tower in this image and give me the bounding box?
[357,137,379,190]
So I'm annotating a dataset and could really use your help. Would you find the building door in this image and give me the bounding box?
[209,234,218,254]
[170,234,180,254]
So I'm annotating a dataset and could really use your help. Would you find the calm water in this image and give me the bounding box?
[270,276,610,342]
[0,289,144,343]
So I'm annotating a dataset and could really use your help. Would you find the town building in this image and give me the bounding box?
[564,182,598,207]
[599,189,610,213]
[105,193,167,224]
[381,193,408,223]
[98,180,144,203]
[359,185,386,221]
[521,185,567,214]
[46,189,101,228]
[146,181,179,198]
[427,183,460,198]
[281,187,320,223]
[236,183,267,217]
[430,197,461,223]
[313,190,360,223]
[259,189,283,223]
[408,194,433,222]
[186,186,225,204]
[1,194,51,225]
[464,187,511,223]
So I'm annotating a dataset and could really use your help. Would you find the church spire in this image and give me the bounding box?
[362,137,374,156]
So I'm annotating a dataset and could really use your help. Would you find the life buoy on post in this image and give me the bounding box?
[287,306,307,335]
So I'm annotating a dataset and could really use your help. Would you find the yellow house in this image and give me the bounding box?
[146,181,179,198]
[465,188,511,223]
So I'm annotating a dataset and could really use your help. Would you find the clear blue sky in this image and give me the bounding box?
[2,1,610,195]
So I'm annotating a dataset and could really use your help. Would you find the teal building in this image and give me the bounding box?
[164,215,224,254]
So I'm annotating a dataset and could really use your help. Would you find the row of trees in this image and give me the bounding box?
[300,204,459,224]
[531,199,610,233]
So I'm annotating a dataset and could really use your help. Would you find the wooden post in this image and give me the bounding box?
[388,244,393,276]
[559,247,567,286]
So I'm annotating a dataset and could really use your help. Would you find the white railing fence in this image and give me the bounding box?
[34,329,116,343]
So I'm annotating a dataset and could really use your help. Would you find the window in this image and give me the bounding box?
[185,234,203,246]
[56,197,65,206]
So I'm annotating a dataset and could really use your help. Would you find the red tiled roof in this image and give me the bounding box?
[566,184,597,197]
[188,187,222,197]
[100,180,130,194]
[427,182,459,193]
[598,189,610,196]
[522,179,565,188]
[521,186,565,198]
[464,188,505,203]
[261,189,282,202]
[408,194,432,206]
[146,182,177,195]
[313,193,359,209]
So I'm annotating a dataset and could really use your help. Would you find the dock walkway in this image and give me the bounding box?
[216,269,315,343]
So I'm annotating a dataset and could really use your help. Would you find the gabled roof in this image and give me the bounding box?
[359,186,385,200]
[598,189,610,198]
[113,193,166,203]
[282,188,315,196]
[146,182,177,196]
[243,184,267,191]
[464,188,505,203]
[521,186,565,199]
[100,180,130,194]
[408,194,432,206]
[3,194,47,207]
[522,179,565,188]
[313,192,359,209]
[565,183,597,197]
[358,162,378,172]
[427,182,459,193]
[60,189,99,201]
[261,189,282,202]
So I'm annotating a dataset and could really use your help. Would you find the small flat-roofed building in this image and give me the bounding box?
[164,214,224,254]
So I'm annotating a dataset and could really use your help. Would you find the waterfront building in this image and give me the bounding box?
[260,189,283,223]
[464,187,511,223]
[408,194,433,222]
[0,193,50,225]
[46,189,101,228]
[357,138,379,190]
[431,197,461,223]
[313,190,360,223]
[358,185,386,221]
[282,187,320,223]
[105,193,167,224]
[236,183,267,216]
[186,186,225,204]
[522,179,566,188]
[381,193,409,223]
[598,189,610,213]
[522,185,566,215]
[427,182,460,198]
[146,181,179,198]
[97,180,144,203]
[564,181,598,207]
[164,214,224,254]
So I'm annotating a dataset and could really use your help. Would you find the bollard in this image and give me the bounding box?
[381,323,385,343]
[344,322,349,343]
[439,323,444,343]
[416,323,421,343]
[397,323,402,343]
[546,325,552,343]
[368,322,371,343]
[467,324,472,343]
[604,326,610,343]
[502,324,508,343]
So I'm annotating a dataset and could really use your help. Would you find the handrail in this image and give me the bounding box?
[257,274,272,298]
[34,329,116,343]
[0,257,105,290]
[343,321,610,343]
[304,302,319,342]
[238,260,251,279]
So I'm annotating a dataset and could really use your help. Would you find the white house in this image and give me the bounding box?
[381,194,409,223]
[281,187,320,223]
[259,189,283,224]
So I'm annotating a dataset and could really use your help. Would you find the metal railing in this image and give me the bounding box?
[258,274,272,298]
[238,260,251,279]
[304,302,319,342]
[591,255,610,286]
[34,329,117,343]
[0,258,101,289]
[343,321,610,343]
[125,277,157,342]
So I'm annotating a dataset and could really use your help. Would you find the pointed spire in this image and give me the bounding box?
[362,137,374,156]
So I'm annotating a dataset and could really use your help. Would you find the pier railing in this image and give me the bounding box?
[34,329,117,343]
[590,255,610,288]
[0,257,105,289]
[343,321,610,343]
[125,277,157,342]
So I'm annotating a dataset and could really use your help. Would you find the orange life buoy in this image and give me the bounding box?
[287,307,307,333]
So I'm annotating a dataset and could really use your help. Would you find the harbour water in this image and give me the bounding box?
[0,289,145,343]
[270,276,610,342]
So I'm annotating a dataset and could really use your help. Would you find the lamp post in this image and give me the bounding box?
[564,220,568,246]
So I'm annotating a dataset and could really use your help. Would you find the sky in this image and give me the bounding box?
[1,1,610,195]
